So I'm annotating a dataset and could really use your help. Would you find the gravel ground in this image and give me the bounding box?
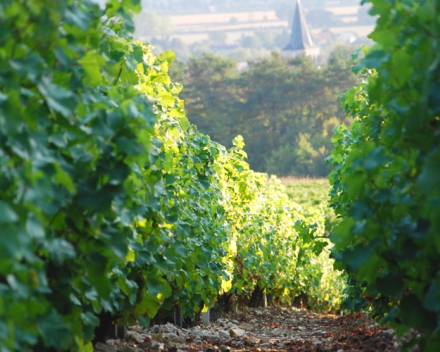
[94,306,417,352]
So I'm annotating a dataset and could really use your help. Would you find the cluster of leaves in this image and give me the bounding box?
[280,178,346,311]
[217,139,345,311]
[328,0,440,349]
[282,178,339,233]
[0,0,345,350]
[0,0,159,350]
[0,0,227,349]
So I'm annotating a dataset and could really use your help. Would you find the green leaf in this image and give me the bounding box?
[79,51,105,86]
[416,148,440,195]
[137,316,151,328]
[65,5,91,30]
[37,77,76,117]
[37,310,72,348]
[178,116,190,131]
[153,180,165,197]
[312,241,327,256]
[400,294,437,332]
[25,216,45,239]
[147,275,172,299]
[361,48,388,70]
[77,339,94,352]
[330,218,355,248]
[54,165,77,193]
[117,277,138,305]
[342,242,376,271]
[115,136,145,155]
[376,273,404,297]
[45,238,76,265]
[0,91,7,103]
[232,135,245,149]
[158,50,176,62]
[84,253,112,299]
[423,281,440,313]
[0,201,18,224]
[81,312,100,327]
[9,53,45,83]
[130,45,144,63]
[136,293,162,317]
[345,171,367,198]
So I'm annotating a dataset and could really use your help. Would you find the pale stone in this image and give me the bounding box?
[245,336,260,344]
[163,332,186,343]
[238,322,253,330]
[160,323,177,333]
[150,340,166,350]
[105,339,117,346]
[119,347,142,352]
[271,327,285,335]
[312,338,321,345]
[229,327,246,337]
[219,330,230,338]
[126,331,144,344]
[94,342,118,352]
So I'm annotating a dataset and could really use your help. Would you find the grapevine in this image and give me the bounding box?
[0,0,344,350]
[328,0,440,349]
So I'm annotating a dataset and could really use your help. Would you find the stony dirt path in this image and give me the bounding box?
[95,306,408,352]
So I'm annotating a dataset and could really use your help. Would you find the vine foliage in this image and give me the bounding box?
[329,0,440,349]
[0,0,344,350]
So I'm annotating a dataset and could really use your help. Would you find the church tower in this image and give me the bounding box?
[283,0,320,58]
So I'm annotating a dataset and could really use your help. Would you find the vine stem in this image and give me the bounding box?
[113,66,123,85]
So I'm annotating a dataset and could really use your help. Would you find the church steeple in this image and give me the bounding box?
[283,0,319,58]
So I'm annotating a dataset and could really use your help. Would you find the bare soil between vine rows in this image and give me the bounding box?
[95,306,416,352]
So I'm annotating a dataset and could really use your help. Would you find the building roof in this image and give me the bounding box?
[284,0,315,51]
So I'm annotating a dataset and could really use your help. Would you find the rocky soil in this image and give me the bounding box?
[94,306,414,352]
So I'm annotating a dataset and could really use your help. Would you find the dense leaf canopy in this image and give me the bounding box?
[0,0,344,350]
[329,0,440,349]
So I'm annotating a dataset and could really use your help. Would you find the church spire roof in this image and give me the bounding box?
[284,0,315,51]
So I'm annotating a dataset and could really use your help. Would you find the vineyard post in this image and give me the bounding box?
[201,310,210,326]
[174,306,183,328]
[116,324,127,340]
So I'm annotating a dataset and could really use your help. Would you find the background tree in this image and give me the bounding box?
[176,53,240,144]
[171,50,359,177]
[209,31,228,46]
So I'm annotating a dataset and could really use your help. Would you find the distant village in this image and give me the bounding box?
[134,0,375,62]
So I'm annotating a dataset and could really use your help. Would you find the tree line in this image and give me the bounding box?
[170,49,359,177]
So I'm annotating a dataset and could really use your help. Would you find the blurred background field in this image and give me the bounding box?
[281,177,338,233]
